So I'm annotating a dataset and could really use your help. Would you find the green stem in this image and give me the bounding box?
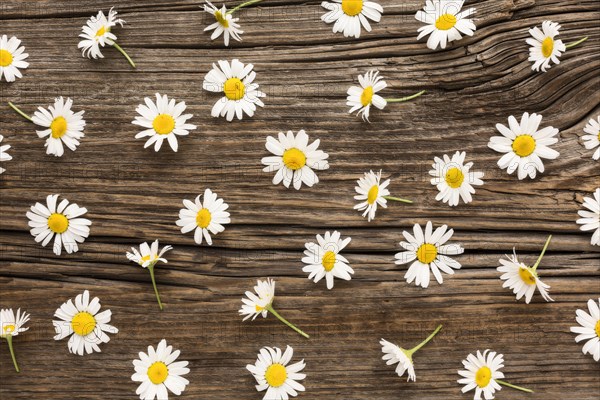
[495,379,534,393]
[147,265,163,311]
[383,195,413,204]
[227,0,264,14]
[112,42,136,68]
[385,90,426,103]
[6,336,20,372]
[531,235,552,272]
[565,36,588,49]
[8,102,33,122]
[406,324,442,356]
[266,305,309,339]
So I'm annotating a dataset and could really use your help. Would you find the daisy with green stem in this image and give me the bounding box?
[354,170,413,222]
[203,0,263,45]
[527,20,588,72]
[0,308,30,372]
[126,240,173,310]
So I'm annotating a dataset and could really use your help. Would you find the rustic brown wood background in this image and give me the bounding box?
[1,0,599,399]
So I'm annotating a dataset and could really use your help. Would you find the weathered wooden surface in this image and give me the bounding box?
[1,0,599,399]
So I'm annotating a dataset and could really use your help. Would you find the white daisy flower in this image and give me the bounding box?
[0,308,30,372]
[127,240,173,310]
[355,170,408,222]
[132,339,190,400]
[246,345,306,400]
[582,116,600,160]
[488,112,560,180]
[52,290,118,356]
[26,194,92,256]
[0,35,29,82]
[132,93,196,152]
[203,1,243,46]
[203,59,266,121]
[526,21,566,72]
[302,231,353,290]
[497,235,554,304]
[576,188,600,246]
[261,130,329,190]
[0,135,12,174]
[415,0,476,50]
[429,151,484,207]
[175,188,231,246]
[570,298,600,362]
[395,221,463,288]
[321,0,383,39]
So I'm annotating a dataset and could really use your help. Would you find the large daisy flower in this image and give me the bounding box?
[246,346,306,400]
[261,130,330,190]
[176,188,231,246]
[27,194,92,256]
[321,0,383,39]
[52,290,118,356]
[132,93,196,152]
[576,188,600,246]
[0,35,29,82]
[457,350,504,400]
[354,170,390,221]
[346,70,387,122]
[488,112,559,180]
[570,298,600,362]
[239,278,276,321]
[0,135,12,174]
[582,116,600,160]
[0,308,30,372]
[132,339,190,400]
[203,59,265,121]
[31,97,86,157]
[78,7,124,59]
[415,0,476,50]
[526,21,566,72]
[302,231,353,290]
[395,221,463,288]
[203,1,243,46]
[429,151,484,207]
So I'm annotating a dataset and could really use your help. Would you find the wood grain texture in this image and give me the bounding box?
[1,0,599,399]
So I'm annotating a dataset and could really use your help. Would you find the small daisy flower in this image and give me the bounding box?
[53,290,118,356]
[261,130,330,190]
[0,308,30,372]
[582,116,600,160]
[488,112,560,180]
[576,188,600,246]
[527,21,587,73]
[126,240,173,310]
[302,231,353,290]
[203,59,265,121]
[27,194,92,256]
[380,324,442,382]
[395,221,464,288]
[132,339,190,400]
[246,345,306,400]
[570,298,600,362]
[176,188,231,246]
[203,1,243,46]
[321,0,383,39]
[429,151,484,207]
[497,235,554,304]
[354,170,413,222]
[132,93,196,152]
[0,135,12,174]
[0,35,29,82]
[415,0,476,50]
[78,7,135,68]
[240,278,309,338]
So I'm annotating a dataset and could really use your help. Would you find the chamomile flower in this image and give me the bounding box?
[497,236,554,304]
[127,240,173,310]
[246,345,306,400]
[488,112,560,180]
[576,188,600,246]
[0,308,30,372]
[429,151,484,207]
[0,35,29,82]
[302,231,353,290]
[415,0,476,50]
[26,194,92,256]
[526,21,566,72]
[203,1,243,46]
[354,170,413,222]
[395,221,463,288]
[132,339,190,400]
[261,130,330,190]
[175,188,230,246]
[0,135,12,174]
[570,298,600,362]
[582,116,600,160]
[203,59,265,121]
[53,290,118,356]
[132,93,196,152]
[321,0,383,39]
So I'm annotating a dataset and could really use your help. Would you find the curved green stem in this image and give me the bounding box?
[531,235,552,272]
[112,42,136,68]
[6,336,20,372]
[8,102,32,122]
[266,305,309,339]
[227,0,264,14]
[383,195,413,204]
[406,324,442,356]
[565,36,588,49]
[385,90,426,103]
[495,379,534,393]
[147,265,163,311]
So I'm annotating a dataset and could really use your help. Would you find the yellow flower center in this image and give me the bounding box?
[152,114,175,135]
[417,243,437,264]
[367,185,379,205]
[435,14,457,30]
[595,320,600,338]
[512,135,536,157]
[541,37,554,58]
[215,10,229,28]
[342,0,363,16]
[282,148,307,171]
[147,361,169,385]
[48,213,69,233]
[224,77,245,101]
[196,208,212,229]
[71,312,96,336]
[361,86,374,107]
[475,366,492,388]
[265,363,287,388]
[50,117,68,139]
[322,250,336,272]
[0,49,13,67]
[3,324,16,335]
[518,267,537,285]
[255,304,264,312]
[445,167,465,189]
